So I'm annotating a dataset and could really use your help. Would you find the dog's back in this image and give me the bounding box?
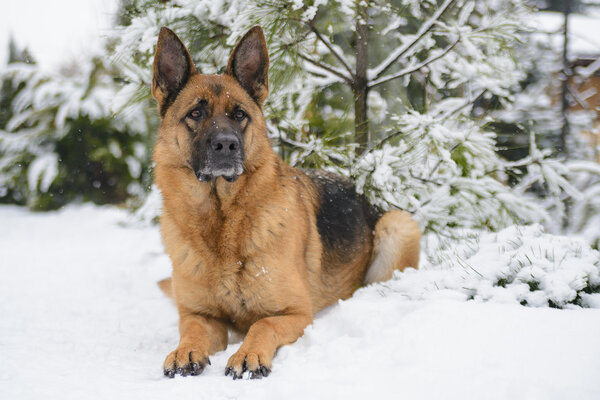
[300,170,375,301]
[301,169,420,306]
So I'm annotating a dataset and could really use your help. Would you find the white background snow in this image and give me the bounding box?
[530,11,600,57]
[0,0,118,70]
[1,204,599,399]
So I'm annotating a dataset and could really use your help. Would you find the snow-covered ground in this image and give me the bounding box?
[1,205,600,400]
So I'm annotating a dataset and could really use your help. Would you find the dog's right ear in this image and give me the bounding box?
[152,27,196,111]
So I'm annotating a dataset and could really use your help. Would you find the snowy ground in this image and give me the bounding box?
[1,205,600,400]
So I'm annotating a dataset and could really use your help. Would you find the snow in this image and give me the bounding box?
[0,0,119,70]
[408,225,600,308]
[367,0,456,80]
[26,152,58,193]
[530,11,600,58]
[1,204,600,399]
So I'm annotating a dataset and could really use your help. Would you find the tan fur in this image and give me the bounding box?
[151,26,421,378]
[364,210,421,284]
[157,278,173,300]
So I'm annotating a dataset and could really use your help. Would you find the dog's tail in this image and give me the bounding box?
[364,210,421,284]
[158,277,174,300]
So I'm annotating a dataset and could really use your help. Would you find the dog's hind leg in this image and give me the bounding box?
[363,210,421,284]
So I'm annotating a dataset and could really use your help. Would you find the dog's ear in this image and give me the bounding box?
[226,26,269,106]
[152,27,196,108]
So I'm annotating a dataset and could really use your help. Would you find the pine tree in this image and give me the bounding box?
[109,0,557,237]
[1,0,597,241]
[1,0,599,305]
[494,1,600,247]
[0,37,36,203]
[0,42,154,209]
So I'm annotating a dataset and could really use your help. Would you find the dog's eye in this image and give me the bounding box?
[187,109,203,120]
[233,109,247,121]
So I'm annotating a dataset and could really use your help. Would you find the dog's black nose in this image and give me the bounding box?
[211,133,240,156]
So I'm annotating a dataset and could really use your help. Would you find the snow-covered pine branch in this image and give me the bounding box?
[302,19,355,79]
[1,0,599,309]
[0,56,152,208]
[367,0,458,81]
[368,36,461,89]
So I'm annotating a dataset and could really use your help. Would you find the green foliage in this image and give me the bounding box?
[1,0,599,248]
[3,0,547,234]
[0,39,34,204]
[32,116,150,210]
[416,223,600,309]
[0,47,153,209]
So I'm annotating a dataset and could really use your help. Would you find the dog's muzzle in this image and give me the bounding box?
[195,131,244,182]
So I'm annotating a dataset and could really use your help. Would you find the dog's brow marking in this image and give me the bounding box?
[191,98,208,108]
[210,83,223,96]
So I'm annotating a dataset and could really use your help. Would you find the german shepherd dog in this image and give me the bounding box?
[152,26,421,379]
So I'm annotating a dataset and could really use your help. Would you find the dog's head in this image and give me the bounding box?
[152,26,270,183]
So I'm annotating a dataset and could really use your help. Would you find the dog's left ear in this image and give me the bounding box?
[226,26,269,106]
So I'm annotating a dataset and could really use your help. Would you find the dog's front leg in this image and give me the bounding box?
[225,312,313,379]
[164,311,228,378]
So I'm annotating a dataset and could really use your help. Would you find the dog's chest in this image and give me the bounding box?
[207,260,278,329]
[167,202,288,330]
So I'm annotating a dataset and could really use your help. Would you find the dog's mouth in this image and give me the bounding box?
[196,162,244,183]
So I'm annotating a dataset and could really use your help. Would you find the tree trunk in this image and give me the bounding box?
[354,1,369,152]
[560,0,571,229]
[559,0,570,155]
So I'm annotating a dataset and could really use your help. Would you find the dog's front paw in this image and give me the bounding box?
[225,350,271,380]
[163,345,210,378]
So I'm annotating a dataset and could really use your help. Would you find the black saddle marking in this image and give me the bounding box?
[303,170,381,263]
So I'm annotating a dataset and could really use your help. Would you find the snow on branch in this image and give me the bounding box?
[576,57,600,80]
[302,20,355,80]
[437,90,487,119]
[406,224,600,308]
[297,53,352,84]
[367,0,457,81]
[368,36,460,88]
